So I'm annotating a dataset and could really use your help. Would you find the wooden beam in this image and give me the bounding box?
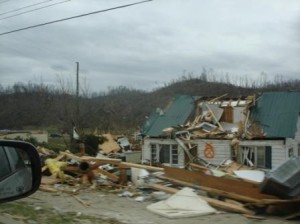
[118,168,128,185]
[59,152,122,165]
[205,104,224,131]
[163,166,277,200]
[157,175,261,203]
[118,162,164,172]
[94,168,119,182]
[209,93,228,103]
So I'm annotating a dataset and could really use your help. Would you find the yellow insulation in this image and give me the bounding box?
[45,158,68,180]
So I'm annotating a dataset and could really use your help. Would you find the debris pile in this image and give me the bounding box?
[161,94,264,140]
[37,145,300,221]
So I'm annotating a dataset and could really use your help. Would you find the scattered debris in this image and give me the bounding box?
[36,92,300,220]
[37,143,300,220]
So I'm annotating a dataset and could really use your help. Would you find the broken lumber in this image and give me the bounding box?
[59,152,122,165]
[118,162,164,172]
[94,168,119,182]
[205,104,224,132]
[39,185,59,193]
[146,183,255,215]
[163,166,277,200]
[285,211,300,220]
[157,175,261,203]
[249,197,300,206]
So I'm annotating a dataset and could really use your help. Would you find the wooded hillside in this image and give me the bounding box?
[1,76,299,136]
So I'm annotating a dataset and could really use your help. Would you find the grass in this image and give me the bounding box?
[0,201,123,224]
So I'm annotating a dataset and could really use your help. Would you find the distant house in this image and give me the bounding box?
[0,130,48,143]
[141,92,300,170]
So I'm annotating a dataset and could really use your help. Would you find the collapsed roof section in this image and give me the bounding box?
[142,92,300,140]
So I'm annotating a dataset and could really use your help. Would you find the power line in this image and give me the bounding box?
[0,0,153,36]
[0,0,71,21]
[0,0,55,16]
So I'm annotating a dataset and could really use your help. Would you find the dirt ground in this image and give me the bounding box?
[1,188,298,224]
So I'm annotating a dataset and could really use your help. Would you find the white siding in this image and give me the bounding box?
[141,138,151,162]
[193,139,232,165]
[295,115,300,142]
[142,137,294,169]
[142,138,185,167]
[294,116,300,156]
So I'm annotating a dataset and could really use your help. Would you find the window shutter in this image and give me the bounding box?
[265,146,272,169]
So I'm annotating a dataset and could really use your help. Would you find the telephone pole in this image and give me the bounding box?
[76,62,79,126]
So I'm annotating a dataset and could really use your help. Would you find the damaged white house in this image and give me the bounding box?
[141,92,300,170]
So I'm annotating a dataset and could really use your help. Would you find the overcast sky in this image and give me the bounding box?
[0,0,299,93]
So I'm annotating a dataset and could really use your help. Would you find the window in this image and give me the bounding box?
[150,143,179,165]
[150,144,158,162]
[171,145,178,164]
[240,146,272,169]
[288,148,294,157]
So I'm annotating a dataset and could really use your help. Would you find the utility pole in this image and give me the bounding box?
[76,62,79,126]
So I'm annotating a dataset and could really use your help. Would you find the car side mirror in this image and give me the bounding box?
[0,140,41,203]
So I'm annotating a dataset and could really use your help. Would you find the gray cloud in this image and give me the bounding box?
[0,0,299,93]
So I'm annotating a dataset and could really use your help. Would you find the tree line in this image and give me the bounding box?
[0,74,299,137]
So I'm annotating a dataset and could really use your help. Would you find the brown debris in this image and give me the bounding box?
[37,136,299,219]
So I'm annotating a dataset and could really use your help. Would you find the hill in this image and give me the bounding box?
[0,77,299,135]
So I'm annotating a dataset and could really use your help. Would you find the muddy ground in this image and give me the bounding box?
[0,188,298,224]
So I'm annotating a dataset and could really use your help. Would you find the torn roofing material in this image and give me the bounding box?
[250,92,300,138]
[142,95,195,137]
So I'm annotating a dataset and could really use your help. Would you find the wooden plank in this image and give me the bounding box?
[60,152,122,165]
[94,168,119,182]
[205,104,224,131]
[118,162,164,172]
[118,168,128,185]
[39,185,58,193]
[209,94,228,103]
[251,197,300,206]
[163,166,277,200]
[146,183,255,215]
[81,156,122,165]
[59,152,84,161]
[243,214,266,220]
[285,211,300,220]
[157,175,261,203]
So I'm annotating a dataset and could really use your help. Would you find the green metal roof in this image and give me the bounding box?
[142,95,195,137]
[250,92,300,138]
